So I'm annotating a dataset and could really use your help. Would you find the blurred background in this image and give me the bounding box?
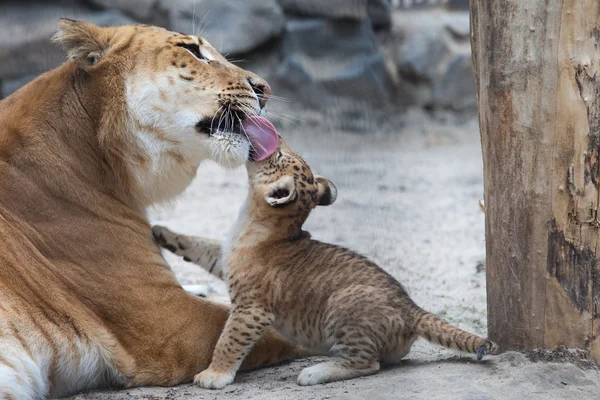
[2,3,491,396]
[0,0,473,118]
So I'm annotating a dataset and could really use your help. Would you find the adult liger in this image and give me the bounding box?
[0,20,297,399]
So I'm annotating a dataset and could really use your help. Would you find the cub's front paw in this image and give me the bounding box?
[194,368,235,390]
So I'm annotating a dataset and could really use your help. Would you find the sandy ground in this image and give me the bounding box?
[69,110,600,399]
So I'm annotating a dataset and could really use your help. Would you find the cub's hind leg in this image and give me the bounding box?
[383,334,417,365]
[152,225,224,278]
[297,359,380,386]
[297,341,380,386]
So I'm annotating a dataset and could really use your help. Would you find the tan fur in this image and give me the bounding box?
[154,138,499,389]
[0,20,300,399]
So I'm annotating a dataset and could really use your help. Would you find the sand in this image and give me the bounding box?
[69,109,600,400]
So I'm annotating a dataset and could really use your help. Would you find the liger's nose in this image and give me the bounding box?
[247,76,271,109]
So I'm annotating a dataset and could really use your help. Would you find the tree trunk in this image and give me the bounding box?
[470,0,600,359]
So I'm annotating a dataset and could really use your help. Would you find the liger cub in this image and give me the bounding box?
[153,123,498,389]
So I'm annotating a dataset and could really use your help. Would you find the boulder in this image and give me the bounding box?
[445,0,470,11]
[1,74,38,99]
[277,0,367,19]
[432,53,476,111]
[88,0,161,22]
[393,22,450,83]
[385,10,475,110]
[277,0,391,29]
[442,11,470,41]
[367,0,392,29]
[165,0,285,56]
[0,4,135,82]
[274,18,397,108]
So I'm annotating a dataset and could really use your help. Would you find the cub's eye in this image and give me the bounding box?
[176,43,206,61]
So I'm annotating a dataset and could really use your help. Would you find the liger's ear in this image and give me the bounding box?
[315,175,337,206]
[52,19,109,67]
[265,176,297,207]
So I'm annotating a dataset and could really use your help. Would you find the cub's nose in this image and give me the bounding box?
[247,76,271,109]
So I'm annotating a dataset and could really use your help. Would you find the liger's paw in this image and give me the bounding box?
[182,284,213,298]
[194,369,235,390]
[182,283,231,305]
[151,225,173,249]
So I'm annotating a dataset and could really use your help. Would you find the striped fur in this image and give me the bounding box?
[154,137,499,389]
[0,20,300,399]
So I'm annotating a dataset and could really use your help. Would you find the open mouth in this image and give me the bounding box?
[195,109,246,137]
[196,111,279,161]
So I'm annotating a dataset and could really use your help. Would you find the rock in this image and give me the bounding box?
[385,10,475,111]
[277,0,367,19]
[393,22,450,83]
[278,0,391,29]
[442,11,470,41]
[88,0,161,22]
[395,0,443,10]
[367,0,392,29]
[0,4,135,82]
[166,0,285,56]
[390,10,469,82]
[432,53,476,111]
[445,0,470,11]
[275,18,397,108]
[1,74,37,99]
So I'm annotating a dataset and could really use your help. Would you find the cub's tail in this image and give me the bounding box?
[410,307,499,360]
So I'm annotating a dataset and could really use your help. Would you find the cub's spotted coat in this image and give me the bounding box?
[154,137,499,389]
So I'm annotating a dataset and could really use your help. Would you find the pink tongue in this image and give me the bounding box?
[241,116,279,161]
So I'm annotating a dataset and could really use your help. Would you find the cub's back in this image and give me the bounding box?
[256,236,410,311]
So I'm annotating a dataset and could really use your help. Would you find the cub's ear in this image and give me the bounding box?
[52,19,109,67]
[315,175,337,206]
[265,176,297,207]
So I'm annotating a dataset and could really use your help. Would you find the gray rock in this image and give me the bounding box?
[367,0,392,29]
[442,11,470,41]
[432,53,476,111]
[395,0,444,10]
[385,10,475,110]
[1,74,38,99]
[277,0,367,19]
[394,23,450,83]
[278,0,391,29]
[88,0,160,21]
[166,0,285,56]
[445,0,470,11]
[0,4,135,81]
[390,10,461,82]
[275,18,397,108]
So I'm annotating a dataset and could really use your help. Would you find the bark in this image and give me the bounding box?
[470,0,600,359]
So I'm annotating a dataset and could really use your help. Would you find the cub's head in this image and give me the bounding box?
[53,19,272,205]
[247,136,337,225]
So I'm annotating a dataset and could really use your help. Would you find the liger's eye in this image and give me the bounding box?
[176,43,207,61]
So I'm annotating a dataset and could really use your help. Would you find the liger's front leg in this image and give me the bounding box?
[194,305,274,389]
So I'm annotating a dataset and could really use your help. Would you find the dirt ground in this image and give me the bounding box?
[69,110,600,400]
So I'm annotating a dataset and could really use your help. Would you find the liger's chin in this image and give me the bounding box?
[207,131,251,169]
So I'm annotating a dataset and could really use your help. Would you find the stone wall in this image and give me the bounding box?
[0,0,474,113]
